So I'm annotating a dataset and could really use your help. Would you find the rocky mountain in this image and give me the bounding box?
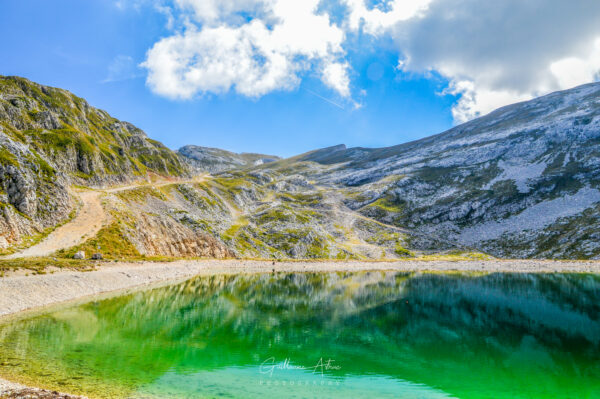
[178,145,279,173]
[0,76,190,251]
[2,75,599,260]
[1,76,444,260]
[257,82,600,259]
[58,170,460,261]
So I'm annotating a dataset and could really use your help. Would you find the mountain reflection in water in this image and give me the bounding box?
[0,272,598,398]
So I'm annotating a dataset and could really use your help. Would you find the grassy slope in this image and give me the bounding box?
[0,76,191,252]
[0,76,489,264]
[0,76,188,181]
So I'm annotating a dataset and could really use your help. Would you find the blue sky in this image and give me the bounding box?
[1,0,599,157]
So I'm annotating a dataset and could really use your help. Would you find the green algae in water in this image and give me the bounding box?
[0,272,599,398]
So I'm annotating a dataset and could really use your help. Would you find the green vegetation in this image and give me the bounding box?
[343,190,373,204]
[116,186,167,203]
[0,147,19,167]
[365,196,405,214]
[30,152,55,177]
[251,227,329,258]
[0,76,189,184]
[366,231,404,244]
[255,207,294,224]
[176,183,223,211]
[305,237,330,258]
[394,244,414,257]
[58,223,140,260]
[416,251,491,261]
[211,176,250,192]
[363,230,414,258]
[278,191,323,206]
[35,129,94,156]
[254,204,323,225]
[335,249,362,260]
[222,217,249,241]
[233,230,283,257]
[0,257,93,276]
[0,146,19,167]
[179,215,217,236]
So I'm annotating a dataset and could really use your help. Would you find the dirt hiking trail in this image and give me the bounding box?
[4,177,205,259]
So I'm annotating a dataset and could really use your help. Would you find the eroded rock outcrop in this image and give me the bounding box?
[0,76,190,251]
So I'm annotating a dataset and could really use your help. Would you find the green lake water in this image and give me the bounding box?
[0,272,599,398]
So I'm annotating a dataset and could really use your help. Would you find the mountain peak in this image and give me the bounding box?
[178,145,280,173]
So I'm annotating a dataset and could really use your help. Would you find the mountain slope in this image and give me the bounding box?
[178,145,280,173]
[0,76,189,251]
[4,76,599,260]
[0,76,468,260]
[257,82,600,259]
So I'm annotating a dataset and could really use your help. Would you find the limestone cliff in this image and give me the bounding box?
[0,76,189,251]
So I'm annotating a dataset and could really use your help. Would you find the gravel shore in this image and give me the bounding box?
[0,377,84,398]
[2,258,600,319]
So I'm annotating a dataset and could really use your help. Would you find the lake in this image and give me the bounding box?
[0,271,599,398]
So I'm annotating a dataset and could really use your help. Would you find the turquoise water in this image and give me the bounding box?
[0,272,599,398]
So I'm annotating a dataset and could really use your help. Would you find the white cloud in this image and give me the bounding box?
[344,0,600,121]
[343,0,431,35]
[321,62,350,97]
[174,0,269,26]
[443,80,532,123]
[141,0,600,121]
[550,38,600,90]
[388,0,600,121]
[142,0,350,99]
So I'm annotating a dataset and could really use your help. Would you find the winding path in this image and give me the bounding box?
[4,177,207,259]
[4,190,104,259]
[5,174,469,259]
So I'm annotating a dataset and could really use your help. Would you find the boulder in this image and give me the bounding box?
[91,253,103,260]
[73,251,85,259]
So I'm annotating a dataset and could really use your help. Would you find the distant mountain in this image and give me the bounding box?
[259,82,600,259]
[295,144,373,164]
[3,75,599,260]
[178,145,280,173]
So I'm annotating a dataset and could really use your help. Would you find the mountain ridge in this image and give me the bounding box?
[293,81,600,171]
[2,76,600,260]
[178,145,280,174]
[253,81,600,259]
[0,75,191,251]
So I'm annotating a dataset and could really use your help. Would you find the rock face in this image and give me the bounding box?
[115,191,234,258]
[58,184,235,260]
[259,82,600,259]
[80,178,428,260]
[0,76,190,250]
[4,75,600,260]
[178,145,280,174]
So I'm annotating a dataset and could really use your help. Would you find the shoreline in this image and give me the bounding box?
[0,378,85,399]
[1,258,600,398]
[2,258,600,319]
